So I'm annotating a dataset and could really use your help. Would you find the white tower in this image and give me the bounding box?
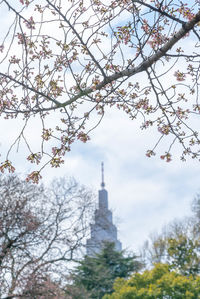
[86,163,122,256]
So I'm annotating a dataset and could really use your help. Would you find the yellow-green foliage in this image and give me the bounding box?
[103,263,200,299]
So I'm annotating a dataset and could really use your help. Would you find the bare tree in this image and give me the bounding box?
[0,175,94,298]
[141,215,200,276]
[0,0,199,181]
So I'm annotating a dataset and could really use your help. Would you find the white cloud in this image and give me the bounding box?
[34,106,199,252]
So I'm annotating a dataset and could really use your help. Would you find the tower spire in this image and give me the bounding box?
[101,162,105,189]
[86,163,122,256]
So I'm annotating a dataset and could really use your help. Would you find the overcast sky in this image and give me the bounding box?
[7,106,198,253]
[48,108,200,253]
[0,1,199,254]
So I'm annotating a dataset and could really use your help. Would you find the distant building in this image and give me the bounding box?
[86,163,122,256]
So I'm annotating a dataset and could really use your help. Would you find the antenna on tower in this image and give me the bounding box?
[101,162,105,189]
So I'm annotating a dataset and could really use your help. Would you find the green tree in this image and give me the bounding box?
[142,198,200,276]
[166,235,199,276]
[143,230,200,276]
[67,242,142,299]
[103,263,200,299]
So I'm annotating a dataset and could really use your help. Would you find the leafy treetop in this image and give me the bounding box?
[67,242,142,299]
[103,263,200,299]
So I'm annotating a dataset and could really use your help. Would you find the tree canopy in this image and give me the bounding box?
[0,0,199,181]
[102,196,200,299]
[141,195,200,277]
[0,175,94,298]
[67,242,142,299]
[103,263,200,299]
